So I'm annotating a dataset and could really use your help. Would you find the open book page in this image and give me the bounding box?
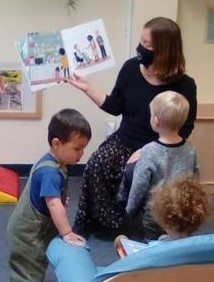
[16,18,115,91]
[121,238,163,256]
[25,31,65,88]
[16,37,48,92]
[61,18,115,76]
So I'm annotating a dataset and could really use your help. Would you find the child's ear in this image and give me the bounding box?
[51,138,61,149]
[154,116,160,127]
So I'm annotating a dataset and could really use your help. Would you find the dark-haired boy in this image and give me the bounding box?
[7,108,91,282]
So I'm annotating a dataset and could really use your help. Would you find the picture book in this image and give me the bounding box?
[120,237,164,256]
[120,238,150,256]
[16,19,115,92]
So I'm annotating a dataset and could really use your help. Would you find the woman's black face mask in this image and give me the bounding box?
[136,43,154,67]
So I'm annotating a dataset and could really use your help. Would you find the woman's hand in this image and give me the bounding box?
[63,73,106,107]
[63,231,86,246]
[63,73,90,93]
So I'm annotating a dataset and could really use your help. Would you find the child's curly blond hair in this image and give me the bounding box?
[151,176,210,236]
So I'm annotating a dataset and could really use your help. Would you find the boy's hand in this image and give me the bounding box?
[65,196,70,206]
[63,231,86,247]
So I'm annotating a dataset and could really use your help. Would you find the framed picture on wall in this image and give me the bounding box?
[207,8,214,42]
[0,63,42,119]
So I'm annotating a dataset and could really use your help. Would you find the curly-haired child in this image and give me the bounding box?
[115,176,210,258]
[152,176,210,238]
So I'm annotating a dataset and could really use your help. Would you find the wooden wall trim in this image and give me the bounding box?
[197,104,214,121]
[189,112,214,186]
[0,164,85,177]
[201,182,214,194]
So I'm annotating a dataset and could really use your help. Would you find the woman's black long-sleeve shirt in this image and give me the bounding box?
[101,57,197,151]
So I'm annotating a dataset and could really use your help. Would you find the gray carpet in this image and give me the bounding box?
[0,177,143,282]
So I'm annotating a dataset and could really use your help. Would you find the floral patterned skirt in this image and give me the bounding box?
[74,133,134,229]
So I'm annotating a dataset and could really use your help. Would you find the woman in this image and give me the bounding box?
[64,17,197,233]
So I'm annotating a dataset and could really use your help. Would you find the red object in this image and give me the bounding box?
[0,167,19,198]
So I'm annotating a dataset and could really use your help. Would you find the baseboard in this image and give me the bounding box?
[0,164,85,177]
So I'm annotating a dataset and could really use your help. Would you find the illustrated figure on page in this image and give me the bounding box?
[95,30,107,60]
[59,48,70,78]
[87,35,100,62]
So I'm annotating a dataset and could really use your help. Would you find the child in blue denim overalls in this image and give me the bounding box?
[7,108,91,282]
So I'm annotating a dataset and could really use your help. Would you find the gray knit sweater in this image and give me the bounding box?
[126,139,199,239]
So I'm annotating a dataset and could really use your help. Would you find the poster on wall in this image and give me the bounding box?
[0,63,42,119]
[0,64,22,111]
[16,18,115,91]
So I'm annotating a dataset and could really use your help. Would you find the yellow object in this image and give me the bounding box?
[0,191,18,203]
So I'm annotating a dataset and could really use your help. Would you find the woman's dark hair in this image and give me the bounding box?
[144,17,185,82]
[48,108,91,146]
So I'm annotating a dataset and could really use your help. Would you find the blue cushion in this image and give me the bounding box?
[46,237,97,282]
[47,234,214,282]
[95,234,214,281]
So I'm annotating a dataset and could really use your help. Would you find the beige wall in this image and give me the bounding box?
[177,0,214,186]
[129,0,178,55]
[177,0,214,103]
[189,105,214,188]
[189,120,214,183]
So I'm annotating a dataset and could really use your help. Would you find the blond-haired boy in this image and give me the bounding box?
[124,91,199,240]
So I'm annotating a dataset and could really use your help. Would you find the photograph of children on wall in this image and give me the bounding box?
[0,67,22,111]
[0,63,41,118]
